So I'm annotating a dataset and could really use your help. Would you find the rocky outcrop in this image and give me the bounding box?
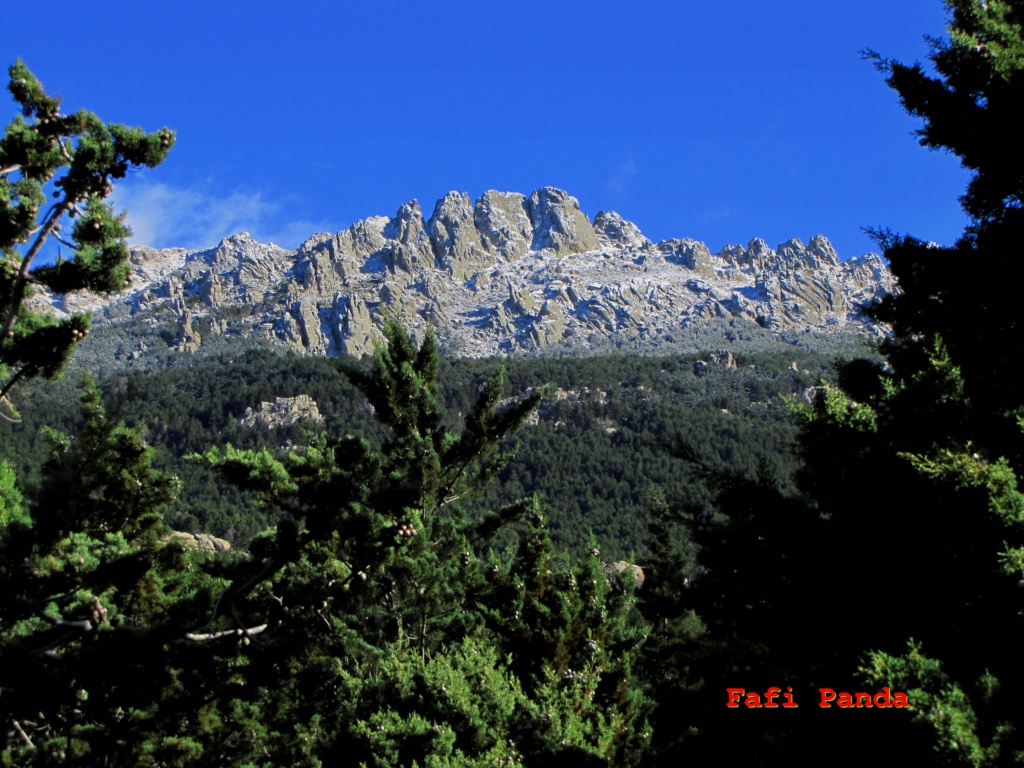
[173,306,202,353]
[238,394,324,430]
[165,531,232,553]
[594,210,651,250]
[658,239,716,279]
[601,560,645,588]
[39,187,895,360]
[527,188,600,254]
[475,190,533,261]
[712,236,895,330]
[429,192,489,281]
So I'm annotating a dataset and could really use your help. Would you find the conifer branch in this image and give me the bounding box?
[0,366,29,405]
[52,232,77,250]
[11,720,33,748]
[55,137,72,162]
[0,203,64,343]
[185,624,268,642]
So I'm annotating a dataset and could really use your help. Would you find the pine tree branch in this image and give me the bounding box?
[55,137,72,163]
[37,610,93,632]
[11,720,33,748]
[52,232,77,250]
[0,203,65,343]
[185,624,268,642]
[0,396,21,423]
[0,365,27,404]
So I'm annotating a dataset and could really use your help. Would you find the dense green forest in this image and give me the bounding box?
[5,2,1024,765]
[0,338,855,560]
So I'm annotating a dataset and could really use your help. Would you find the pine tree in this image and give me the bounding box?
[193,317,652,766]
[0,59,173,416]
[780,2,1024,764]
[0,378,224,766]
[639,4,1024,765]
[0,61,229,766]
[841,3,1024,763]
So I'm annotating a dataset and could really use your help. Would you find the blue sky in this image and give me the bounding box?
[2,1,970,261]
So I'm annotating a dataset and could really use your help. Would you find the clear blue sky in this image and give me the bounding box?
[2,1,971,261]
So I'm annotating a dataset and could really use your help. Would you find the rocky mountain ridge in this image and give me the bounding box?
[32,187,895,360]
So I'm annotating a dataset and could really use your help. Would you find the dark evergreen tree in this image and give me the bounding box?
[641,3,1024,765]
[0,59,173,413]
[834,3,1024,763]
[0,60,212,766]
[0,378,224,766]
[193,316,652,766]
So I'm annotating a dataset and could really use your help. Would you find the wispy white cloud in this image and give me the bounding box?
[109,180,336,250]
[700,202,732,225]
[606,156,639,202]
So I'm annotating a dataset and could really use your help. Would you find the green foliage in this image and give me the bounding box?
[182,318,650,765]
[0,378,218,766]
[862,642,1017,768]
[635,2,1024,765]
[0,459,26,529]
[0,340,829,560]
[848,4,1024,763]
[0,59,173,410]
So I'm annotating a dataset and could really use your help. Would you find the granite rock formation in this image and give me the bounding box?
[28,187,896,359]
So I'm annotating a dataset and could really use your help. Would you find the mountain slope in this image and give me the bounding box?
[31,187,894,361]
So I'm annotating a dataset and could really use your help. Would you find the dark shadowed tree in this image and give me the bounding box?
[641,2,1024,765]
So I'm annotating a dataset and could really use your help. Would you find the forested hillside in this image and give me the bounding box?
[0,336,858,560]
[5,1,1024,764]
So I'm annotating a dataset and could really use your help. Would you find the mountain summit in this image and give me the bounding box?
[35,187,895,360]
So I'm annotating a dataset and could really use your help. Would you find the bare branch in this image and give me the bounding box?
[52,232,77,250]
[55,138,72,163]
[0,165,20,176]
[0,366,29,406]
[37,611,93,632]
[0,396,21,423]
[11,720,34,748]
[0,204,65,342]
[185,624,268,642]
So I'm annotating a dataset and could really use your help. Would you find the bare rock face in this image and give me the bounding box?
[238,394,324,430]
[173,306,202,353]
[594,210,650,250]
[165,531,232,553]
[386,200,434,274]
[198,233,295,306]
[66,186,895,361]
[714,236,876,330]
[658,239,716,279]
[474,190,534,261]
[337,293,377,355]
[601,560,645,588]
[429,191,489,281]
[527,187,600,254]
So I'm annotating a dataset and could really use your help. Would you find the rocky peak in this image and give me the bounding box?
[63,186,895,361]
[658,239,716,278]
[385,200,433,273]
[474,190,533,261]
[526,187,600,254]
[808,234,841,267]
[428,191,487,280]
[593,211,650,250]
